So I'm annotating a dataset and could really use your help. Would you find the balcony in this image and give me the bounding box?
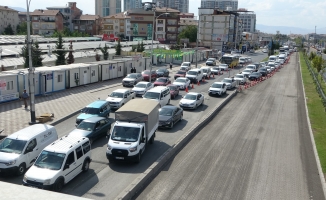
[167,22,177,25]
[40,19,55,22]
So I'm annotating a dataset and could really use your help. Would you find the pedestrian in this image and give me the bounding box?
[169,62,172,70]
[22,89,29,109]
[133,67,136,73]
[130,67,133,73]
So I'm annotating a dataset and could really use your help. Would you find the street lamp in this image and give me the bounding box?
[26,0,36,124]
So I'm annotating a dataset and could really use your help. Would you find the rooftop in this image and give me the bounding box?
[0,6,18,12]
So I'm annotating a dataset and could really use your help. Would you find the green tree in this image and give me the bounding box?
[21,44,29,68]
[136,42,141,52]
[140,41,145,52]
[309,51,316,61]
[66,41,75,64]
[16,22,31,35]
[3,24,14,35]
[53,33,67,65]
[32,42,43,67]
[312,56,323,72]
[115,40,122,55]
[100,44,109,60]
[177,25,197,44]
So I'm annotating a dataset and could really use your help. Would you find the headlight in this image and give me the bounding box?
[43,179,51,185]
[129,146,137,152]
[107,144,112,150]
[5,160,16,166]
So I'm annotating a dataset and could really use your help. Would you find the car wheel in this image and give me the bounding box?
[107,113,110,118]
[169,121,174,129]
[149,133,155,144]
[82,159,90,172]
[180,114,183,121]
[53,178,64,192]
[17,163,26,176]
[135,152,141,163]
[167,99,170,105]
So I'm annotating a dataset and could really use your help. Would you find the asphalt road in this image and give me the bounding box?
[136,53,325,200]
[0,52,268,199]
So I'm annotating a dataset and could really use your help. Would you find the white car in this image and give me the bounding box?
[180,62,191,71]
[211,66,223,75]
[245,64,257,72]
[200,67,212,78]
[262,49,268,53]
[222,78,237,89]
[241,69,253,78]
[172,77,191,90]
[208,82,227,96]
[234,74,247,85]
[279,59,285,65]
[132,81,154,96]
[179,92,204,109]
[106,89,135,109]
[206,58,217,66]
[218,64,229,71]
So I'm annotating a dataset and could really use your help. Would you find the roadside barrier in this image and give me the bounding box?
[212,73,215,78]
[185,87,189,93]
[197,81,200,86]
[192,84,194,89]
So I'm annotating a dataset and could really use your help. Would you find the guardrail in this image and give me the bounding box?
[303,55,326,108]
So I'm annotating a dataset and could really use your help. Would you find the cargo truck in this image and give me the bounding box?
[106,99,159,163]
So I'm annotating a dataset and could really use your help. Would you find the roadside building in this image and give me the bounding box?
[101,12,131,40]
[0,6,19,34]
[30,9,64,35]
[95,0,122,17]
[73,14,101,35]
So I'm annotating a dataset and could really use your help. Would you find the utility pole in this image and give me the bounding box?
[195,23,199,68]
[26,0,36,124]
[315,25,317,46]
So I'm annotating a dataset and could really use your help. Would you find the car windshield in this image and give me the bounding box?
[247,66,255,69]
[82,107,100,115]
[268,64,275,67]
[77,121,96,131]
[212,67,219,70]
[223,79,232,83]
[156,78,166,83]
[243,70,251,73]
[184,94,197,100]
[211,83,223,88]
[208,58,215,61]
[159,108,174,116]
[34,150,65,170]
[202,69,207,73]
[235,75,244,78]
[0,138,27,154]
[168,85,177,91]
[219,64,227,67]
[177,71,186,75]
[126,74,137,78]
[142,71,150,75]
[182,63,189,66]
[111,126,140,142]
[110,92,124,98]
[251,72,260,76]
[259,68,267,71]
[157,69,165,72]
[187,71,197,75]
[175,79,186,83]
[135,83,147,88]
[143,92,160,99]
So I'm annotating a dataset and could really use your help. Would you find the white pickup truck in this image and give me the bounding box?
[234,74,247,85]
[106,89,135,109]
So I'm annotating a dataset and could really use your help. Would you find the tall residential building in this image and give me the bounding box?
[151,0,189,13]
[238,10,256,33]
[47,2,83,31]
[0,6,19,34]
[124,0,142,11]
[95,0,122,17]
[30,9,64,35]
[200,0,238,11]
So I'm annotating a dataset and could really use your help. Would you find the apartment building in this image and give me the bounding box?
[95,0,122,17]
[0,6,19,34]
[200,0,238,11]
[198,8,238,51]
[47,2,83,31]
[30,9,64,35]
[179,16,198,33]
[101,12,131,40]
[124,0,142,11]
[158,0,189,13]
[237,9,256,33]
[73,14,101,35]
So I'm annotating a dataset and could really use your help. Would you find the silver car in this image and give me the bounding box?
[122,73,143,87]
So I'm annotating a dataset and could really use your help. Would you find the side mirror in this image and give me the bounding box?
[106,133,111,139]
[80,109,84,113]
[142,138,146,143]
[64,164,70,170]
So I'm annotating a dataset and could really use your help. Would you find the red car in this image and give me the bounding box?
[154,77,171,86]
[167,84,180,99]
[142,70,157,82]
[174,70,187,80]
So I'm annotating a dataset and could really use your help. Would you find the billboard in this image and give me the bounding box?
[212,34,228,42]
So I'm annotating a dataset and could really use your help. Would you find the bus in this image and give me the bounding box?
[220,54,239,68]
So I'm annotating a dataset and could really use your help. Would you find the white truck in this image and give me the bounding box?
[106,99,159,163]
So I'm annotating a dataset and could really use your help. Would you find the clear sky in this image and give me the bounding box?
[6,0,326,32]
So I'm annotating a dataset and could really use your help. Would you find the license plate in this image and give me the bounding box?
[116,157,124,160]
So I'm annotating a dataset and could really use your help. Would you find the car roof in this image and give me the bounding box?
[177,70,186,72]
[212,82,224,84]
[148,86,168,92]
[175,77,187,80]
[161,105,178,110]
[8,124,55,141]
[45,135,89,154]
[137,81,149,84]
[156,68,167,71]
[189,69,201,71]
[186,92,200,95]
[86,100,107,108]
[113,89,130,93]
[223,78,232,80]
[83,116,106,123]
[201,66,210,69]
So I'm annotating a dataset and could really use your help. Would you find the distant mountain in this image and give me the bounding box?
[257,24,326,35]
[9,7,26,12]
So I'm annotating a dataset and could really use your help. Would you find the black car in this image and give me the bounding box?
[156,68,169,77]
[248,72,263,81]
[158,106,183,129]
[258,68,268,76]
[69,117,112,144]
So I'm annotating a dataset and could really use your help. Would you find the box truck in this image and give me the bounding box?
[106,99,159,163]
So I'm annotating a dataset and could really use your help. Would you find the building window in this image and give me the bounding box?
[58,74,63,82]
[74,73,79,80]
[6,81,13,90]
[91,70,95,77]
[158,20,163,24]
[158,27,163,31]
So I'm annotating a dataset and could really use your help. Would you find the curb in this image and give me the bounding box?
[115,90,238,200]
[50,110,81,126]
[298,54,326,197]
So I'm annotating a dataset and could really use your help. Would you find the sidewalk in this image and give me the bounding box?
[0,63,203,135]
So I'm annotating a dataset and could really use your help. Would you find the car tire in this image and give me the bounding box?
[167,99,170,105]
[16,163,26,176]
[149,133,155,144]
[180,114,183,121]
[135,152,141,163]
[53,178,64,192]
[169,121,174,129]
[82,159,90,172]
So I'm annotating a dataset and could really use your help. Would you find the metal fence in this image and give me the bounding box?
[303,55,326,108]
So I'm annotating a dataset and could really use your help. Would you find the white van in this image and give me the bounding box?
[143,86,171,107]
[268,55,277,62]
[186,68,204,83]
[0,124,58,176]
[200,66,212,78]
[23,135,92,191]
